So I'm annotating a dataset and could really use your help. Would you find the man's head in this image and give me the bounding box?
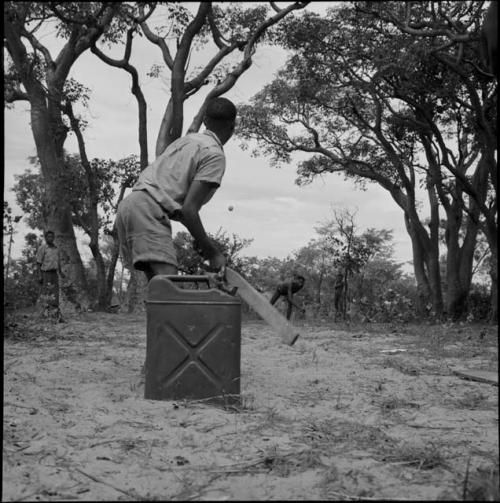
[45,230,55,245]
[293,273,305,286]
[203,97,237,145]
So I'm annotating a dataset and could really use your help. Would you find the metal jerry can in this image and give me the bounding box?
[145,275,241,405]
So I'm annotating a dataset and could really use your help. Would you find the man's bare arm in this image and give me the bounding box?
[286,283,305,311]
[179,180,224,269]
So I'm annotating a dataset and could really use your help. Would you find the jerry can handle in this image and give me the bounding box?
[164,275,210,286]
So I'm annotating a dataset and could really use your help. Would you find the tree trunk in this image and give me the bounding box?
[386,183,443,319]
[118,261,126,303]
[126,269,148,314]
[440,148,489,320]
[156,97,180,157]
[154,3,212,157]
[65,100,111,311]
[5,228,14,281]
[444,213,480,321]
[4,4,124,314]
[426,180,444,318]
[88,243,108,310]
[30,101,90,311]
[104,232,121,308]
[404,212,432,317]
[485,231,498,322]
[315,270,323,307]
[482,213,498,323]
[489,254,497,323]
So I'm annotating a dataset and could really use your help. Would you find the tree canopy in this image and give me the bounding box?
[236,1,497,320]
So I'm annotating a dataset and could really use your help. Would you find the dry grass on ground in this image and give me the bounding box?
[3,312,499,501]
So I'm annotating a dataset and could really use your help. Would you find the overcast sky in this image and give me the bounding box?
[4,2,424,272]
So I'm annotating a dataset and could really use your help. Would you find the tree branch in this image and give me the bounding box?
[54,4,120,85]
[5,87,30,103]
[356,4,472,43]
[91,31,149,169]
[207,5,230,49]
[91,27,134,68]
[126,2,156,24]
[185,42,240,94]
[270,2,282,14]
[21,27,54,68]
[187,2,310,134]
[49,2,93,25]
[139,13,174,69]
[176,2,211,68]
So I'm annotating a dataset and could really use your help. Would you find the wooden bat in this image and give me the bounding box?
[222,267,300,346]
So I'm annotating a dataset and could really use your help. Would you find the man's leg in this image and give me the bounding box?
[141,262,178,376]
[286,301,293,320]
[334,294,340,320]
[270,290,281,305]
[43,271,59,319]
[144,262,178,281]
[39,272,50,317]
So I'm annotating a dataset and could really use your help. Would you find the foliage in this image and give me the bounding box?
[174,228,253,275]
[203,211,418,322]
[289,216,415,321]
[235,2,496,320]
[4,2,128,100]
[4,233,42,310]
[237,4,485,184]
[467,283,492,322]
[243,255,297,295]
[3,201,23,283]
[13,153,141,234]
[12,169,48,230]
[4,1,140,311]
[12,152,141,310]
[82,234,123,304]
[3,201,22,234]
[316,211,372,276]
[210,4,270,42]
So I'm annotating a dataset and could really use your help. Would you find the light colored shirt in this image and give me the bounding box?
[132,130,225,215]
[36,243,60,271]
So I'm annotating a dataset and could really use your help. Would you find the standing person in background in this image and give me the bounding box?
[333,271,345,321]
[36,230,65,322]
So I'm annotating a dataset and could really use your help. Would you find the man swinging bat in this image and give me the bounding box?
[270,273,306,320]
[115,97,237,281]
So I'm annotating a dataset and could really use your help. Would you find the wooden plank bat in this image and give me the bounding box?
[223,267,300,346]
[451,368,498,386]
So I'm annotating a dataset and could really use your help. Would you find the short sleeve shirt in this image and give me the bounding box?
[132,130,226,214]
[36,243,60,271]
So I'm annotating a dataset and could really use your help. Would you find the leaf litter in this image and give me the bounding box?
[2,313,498,501]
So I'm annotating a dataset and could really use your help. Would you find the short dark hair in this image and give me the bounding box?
[205,97,237,122]
[294,274,305,282]
[45,230,54,237]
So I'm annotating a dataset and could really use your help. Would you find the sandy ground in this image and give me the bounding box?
[3,312,499,501]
